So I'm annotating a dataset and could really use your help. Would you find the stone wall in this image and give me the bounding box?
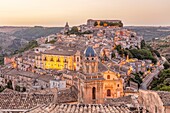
[138,90,165,113]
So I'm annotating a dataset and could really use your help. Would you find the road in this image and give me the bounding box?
[140,65,164,90]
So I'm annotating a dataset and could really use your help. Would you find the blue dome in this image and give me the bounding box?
[84,46,96,57]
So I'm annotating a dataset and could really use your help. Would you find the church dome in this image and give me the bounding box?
[84,46,96,57]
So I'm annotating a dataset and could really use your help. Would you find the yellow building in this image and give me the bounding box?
[42,47,81,71]
[103,70,124,98]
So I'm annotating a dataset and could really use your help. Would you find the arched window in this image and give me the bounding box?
[117,84,119,87]
[44,57,47,61]
[107,89,111,96]
[57,58,60,62]
[107,75,110,79]
[92,87,96,99]
[77,57,79,62]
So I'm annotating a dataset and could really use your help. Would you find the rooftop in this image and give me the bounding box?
[26,103,145,113]
[5,69,55,83]
[0,91,54,111]
[43,46,78,56]
[84,46,96,57]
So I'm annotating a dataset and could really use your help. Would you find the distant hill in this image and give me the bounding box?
[1,26,170,55]
[13,27,63,40]
[125,26,170,41]
[0,26,63,55]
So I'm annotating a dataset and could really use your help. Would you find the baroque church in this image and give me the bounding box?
[78,46,124,104]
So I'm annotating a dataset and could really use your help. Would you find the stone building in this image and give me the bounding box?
[78,46,124,104]
[87,19,122,27]
[64,22,70,33]
[42,46,81,71]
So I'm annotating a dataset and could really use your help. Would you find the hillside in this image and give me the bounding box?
[150,69,170,91]
[125,26,170,41]
[147,36,170,63]
[0,26,63,55]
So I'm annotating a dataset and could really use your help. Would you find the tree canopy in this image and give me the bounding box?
[69,26,79,34]
[150,69,170,91]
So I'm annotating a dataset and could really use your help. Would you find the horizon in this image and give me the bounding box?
[1,24,170,27]
[0,0,170,26]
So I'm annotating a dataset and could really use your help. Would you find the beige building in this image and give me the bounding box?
[78,46,124,104]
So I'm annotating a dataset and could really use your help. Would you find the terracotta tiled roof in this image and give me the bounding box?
[26,103,146,113]
[0,93,54,110]
[105,95,138,107]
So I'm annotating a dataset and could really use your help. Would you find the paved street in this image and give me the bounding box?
[140,64,164,90]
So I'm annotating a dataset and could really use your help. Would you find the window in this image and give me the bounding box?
[92,58,94,60]
[64,59,67,63]
[57,58,60,62]
[44,57,47,61]
[107,75,110,79]
[77,57,79,62]
[117,84,119,87]
[92,87,96,99]
[107,89,111,96]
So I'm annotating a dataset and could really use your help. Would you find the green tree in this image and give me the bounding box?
[163,62,170,69]
[124,49,133,58]
[129,49,157,64]
[115,45,122,53]
[111,52,116,58]
[100,21,104,26]
[83,30,92,34]
[0,56,4,65]
[118,21,123,27]
[70,26,79,34]
[48,40,56,44]
[141,40,146,49]
[150,69,170,91]
[110,22,115,26]
[129,73,143,88]
[153,50,161,57]
[0,85,5,92]
[94,21,98,26]
[15,85,20,92]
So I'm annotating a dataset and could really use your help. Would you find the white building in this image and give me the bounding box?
[50,80,66,89]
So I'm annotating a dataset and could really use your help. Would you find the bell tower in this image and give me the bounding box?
[78,46,103,104]
[64,22,69,33]
[83,46,98,74]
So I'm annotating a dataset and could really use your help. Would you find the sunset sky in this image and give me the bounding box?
[0,0,170,26]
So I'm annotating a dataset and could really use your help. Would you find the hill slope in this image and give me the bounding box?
[0,26,63,55]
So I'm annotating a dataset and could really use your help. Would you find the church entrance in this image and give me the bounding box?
[107,89,111,97]
[92,87,96,99]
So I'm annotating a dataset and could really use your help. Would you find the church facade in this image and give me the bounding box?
[78,46,124,104]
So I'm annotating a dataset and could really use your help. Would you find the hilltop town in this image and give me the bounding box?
[0,19,169,113]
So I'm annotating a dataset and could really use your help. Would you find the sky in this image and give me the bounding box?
[0,0,170,27]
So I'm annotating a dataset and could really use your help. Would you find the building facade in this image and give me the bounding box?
[42,47,81,71]
[78,46,124,104]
